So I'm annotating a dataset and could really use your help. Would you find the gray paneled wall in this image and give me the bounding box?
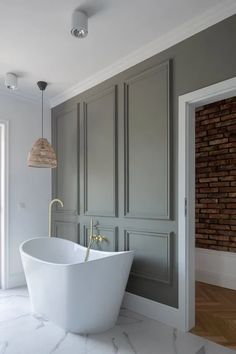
[51,14,236,309]
[52,60,174,306]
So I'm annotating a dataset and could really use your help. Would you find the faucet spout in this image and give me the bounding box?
[48,198,64,237]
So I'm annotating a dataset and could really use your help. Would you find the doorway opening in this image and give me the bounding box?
[0,121,9,289]
[177,77,236,334]
[190,97,236,350]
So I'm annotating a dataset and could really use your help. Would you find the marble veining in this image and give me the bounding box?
[112,337,119,353]
[50,332,68,353]
[0,287,235,354]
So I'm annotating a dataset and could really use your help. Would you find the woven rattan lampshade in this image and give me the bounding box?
[28,138,57,168]
[28,81,57,168]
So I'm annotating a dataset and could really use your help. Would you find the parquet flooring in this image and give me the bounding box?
[191,282,236,350]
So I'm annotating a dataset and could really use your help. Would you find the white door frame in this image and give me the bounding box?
[178,77,236,331]
[0,121,9,289]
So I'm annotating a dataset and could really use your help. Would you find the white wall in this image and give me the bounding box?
[0,91,51,288]
[196,247,236,290]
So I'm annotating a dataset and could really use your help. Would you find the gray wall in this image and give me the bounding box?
[52,15,236,308]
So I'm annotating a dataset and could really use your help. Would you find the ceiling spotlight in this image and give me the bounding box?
[5,73,18,90]
[71,10,88,38]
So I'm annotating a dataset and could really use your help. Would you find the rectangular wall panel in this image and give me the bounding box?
[83,86,118,216]
[124,61,170,219]
[54,107,78,214]
[124,230,172,285]
[83,225,118,252]
[54,221,79,243]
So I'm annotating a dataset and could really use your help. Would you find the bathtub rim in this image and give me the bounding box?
[19,236,134,267]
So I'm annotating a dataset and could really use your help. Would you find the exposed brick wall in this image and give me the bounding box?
[195,97,236,252]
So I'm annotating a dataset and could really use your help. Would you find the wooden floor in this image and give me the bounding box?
[191,282,236,350]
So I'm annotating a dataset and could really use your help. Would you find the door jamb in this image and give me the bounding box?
[178,77,236,331]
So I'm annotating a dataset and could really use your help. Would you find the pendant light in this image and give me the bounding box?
[27,81,57,168]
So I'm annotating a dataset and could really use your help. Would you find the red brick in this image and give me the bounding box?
[210,235,229,241]
[209,138,228,146]
[195,130,207,137]
[196,142,208,149]
[228,192,236,197]
[195,98,236,252]
[207,203,225,209]
[200,107,219,115]
[209,224,230,230]
[200,187,218,193]
[210,182,229,187]
[199,177,218,183]
[209,171,228,177]
[208,149,228,156]
[219,176,236,181]
[201,209,219,214]
[196,162,208,168]
[196,234,209,239]
[220,112,236,121]
[220,142,236,149]
[200,198,218,203]
[216,120,236,128]
[220,198,236,203]
[226,204,236,209]
[198,229,216,234]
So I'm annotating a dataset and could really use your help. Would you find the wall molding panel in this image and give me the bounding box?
[52,105,79,216]
[83,86,118,217]
[124,229,172,285]
[124,61,170,220]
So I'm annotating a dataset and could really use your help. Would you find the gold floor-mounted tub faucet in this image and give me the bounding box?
[84,219,108,262]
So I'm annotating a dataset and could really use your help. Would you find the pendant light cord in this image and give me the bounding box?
[41,90,44,139]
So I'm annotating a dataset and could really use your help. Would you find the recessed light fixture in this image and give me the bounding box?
[71,10,88,38]
[5,73,18,90]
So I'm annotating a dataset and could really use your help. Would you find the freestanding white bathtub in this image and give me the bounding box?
[20,237,134,334]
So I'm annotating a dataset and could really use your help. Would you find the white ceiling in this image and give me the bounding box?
[0,0,235,103]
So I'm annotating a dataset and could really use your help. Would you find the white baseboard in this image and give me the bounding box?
[6,272,26,289]
[196,248,236,290]
[123,292,183,331]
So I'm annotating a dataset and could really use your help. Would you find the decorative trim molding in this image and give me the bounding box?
[83,86,118,217]
[53,106,78,215]
[124,230,172,285]
[123,292,183,331]
[50,1,236,108]
[124,62,170,220]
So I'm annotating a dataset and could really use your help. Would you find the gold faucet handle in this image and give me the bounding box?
[91,235,108,243]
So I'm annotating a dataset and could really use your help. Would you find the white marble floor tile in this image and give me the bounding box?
[0,287,235,354]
